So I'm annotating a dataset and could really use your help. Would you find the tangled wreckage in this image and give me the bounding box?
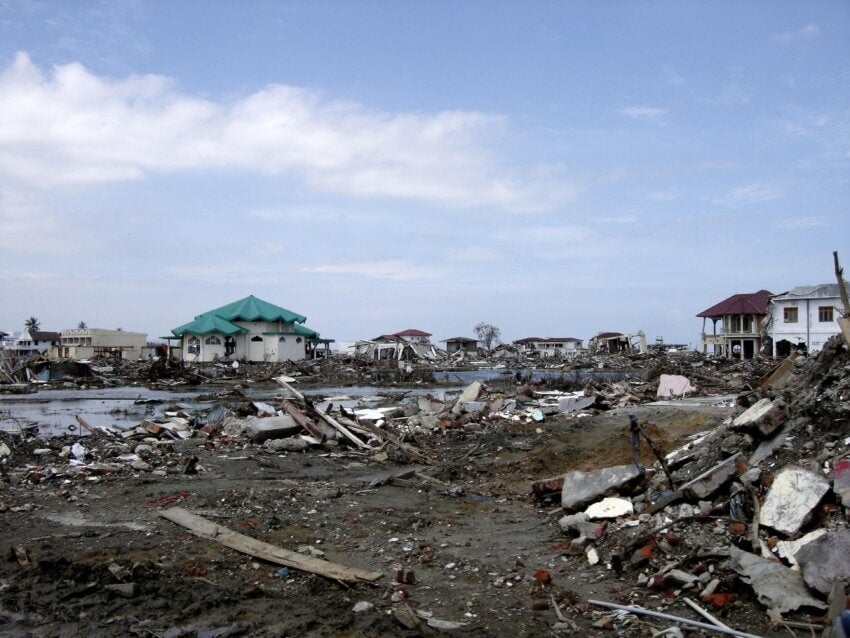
[0,329,850,636]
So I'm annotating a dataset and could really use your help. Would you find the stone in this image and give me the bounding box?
[759,467,830,536]
[561,464,643,512]
[795,530,850,595]
[775,529,827,566]
[557,512,589,534]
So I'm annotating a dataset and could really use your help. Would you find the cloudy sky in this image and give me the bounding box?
[1,1,848,348]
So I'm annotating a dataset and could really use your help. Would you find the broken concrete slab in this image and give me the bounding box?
[246,415,300,442]
[451,381,484,416]
[749,420,794,466]
[732,398,784,437]
[727,546,826,615]
[585,496,633,520]
[795,530,850,595]
[683,456,738,500]
[759,466,830,536]
[561,464,643,512]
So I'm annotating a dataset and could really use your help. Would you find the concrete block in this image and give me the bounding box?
[732,398,784,437]
[759,466,830,536]
[561,464,643,512]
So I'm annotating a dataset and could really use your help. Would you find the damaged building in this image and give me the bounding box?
[355,329,439,362]
[767,283,847,356]
[697,290,772,360]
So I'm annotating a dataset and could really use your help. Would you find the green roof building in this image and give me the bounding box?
[171,295,332,362]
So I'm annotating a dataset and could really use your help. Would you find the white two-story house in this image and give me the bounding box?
[514,337,583,358]
[767,284,846,356]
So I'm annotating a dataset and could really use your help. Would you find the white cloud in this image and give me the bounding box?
[713,183,784,206]
[778,216,825,230]
[620,106,668,122]
[301,260,446,281]
[0,52,575,212]
[662,65,686,87]
[446,246,500,262]
[645,188,683,202]
[772,23,821,45]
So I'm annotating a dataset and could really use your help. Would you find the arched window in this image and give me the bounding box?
[251,336,263,342]
[278,336,286,343]
[296,337,302,344]
[188,336,200,354]
[205,336,221,345]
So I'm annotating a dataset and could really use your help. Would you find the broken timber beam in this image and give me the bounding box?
[279,399,326,443]
[159,507,382,583]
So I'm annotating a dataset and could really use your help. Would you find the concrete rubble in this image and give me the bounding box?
[0,333,849,635]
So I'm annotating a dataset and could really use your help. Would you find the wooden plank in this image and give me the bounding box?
[313,409,368,449]
[159,507,382,583]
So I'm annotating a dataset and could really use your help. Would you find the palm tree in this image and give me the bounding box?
[24,316,40,332]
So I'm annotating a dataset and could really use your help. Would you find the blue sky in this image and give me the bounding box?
[1,1,848,348]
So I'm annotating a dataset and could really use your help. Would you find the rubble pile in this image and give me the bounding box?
[532,334,850,634]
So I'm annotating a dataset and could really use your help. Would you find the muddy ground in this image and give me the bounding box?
[0,393,793,638]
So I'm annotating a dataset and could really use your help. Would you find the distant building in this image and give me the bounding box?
[58,328,148,361]
[514,337,583,358]
[767,283,846,356]
[171,295,332,362]
[442,336,479,355]
[355,328,437,361]
[697,290,772,359]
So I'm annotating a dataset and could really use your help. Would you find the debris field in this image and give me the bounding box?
[1,336,850,637]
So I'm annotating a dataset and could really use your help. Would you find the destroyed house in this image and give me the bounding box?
[697,290,772,359]
[58,328,148,361]
[514,337,582,358]
[442,337,478,354]
[355,329,437,361]
[767,283,846,356]
[171,295,332,363]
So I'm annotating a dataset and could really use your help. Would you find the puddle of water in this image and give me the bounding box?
[0,383,462,437]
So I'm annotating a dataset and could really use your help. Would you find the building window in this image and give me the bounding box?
[224,336,236,356]
[251,336,263,342]
[205,336,221,345]
[819,306,834,322]
[729,316,741,333]
[784,307,798,323]
[742,316,753,333]
[188,336,200,354]
[278,336,286,343]
[296,337,302,343]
